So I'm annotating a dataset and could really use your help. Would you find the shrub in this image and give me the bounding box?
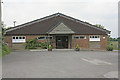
[25,38,49,49]
[41,42,47,49]
[2,43,11,56]
[76,44,79,49]
[25,38,38,49]
[106,45,113,51]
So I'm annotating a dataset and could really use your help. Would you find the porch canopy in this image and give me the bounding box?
[47,22,75,34]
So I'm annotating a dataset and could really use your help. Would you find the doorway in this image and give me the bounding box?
[56,36,68,49]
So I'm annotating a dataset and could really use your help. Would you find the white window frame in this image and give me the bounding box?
[79,36,86,39]
[73,36,86,39]
[37,36,46,40]
[73,36,79,39]
[89,35,100,41]
[46,36,53,39]
[12,36,26,43]
[37,36,53,40]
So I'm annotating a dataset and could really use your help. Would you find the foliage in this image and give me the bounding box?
[1,25,11,56]
[2,43,11,56]
[95,24,104,29]
[107,37,120,50]
[25,38,49,49]
[25,38,38,49]
[76,44,79,49]
[107,40,114,51]
[6,27,14,30]
[2,27,5,40]
[108,36,120,42]
[108,37,118,41]
[41,42,47,49]
[106,45,113,51]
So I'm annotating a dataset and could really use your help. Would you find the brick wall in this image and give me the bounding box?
[26,35,56,47]
[4,35,53,48]
[72,35,108,50]
[4,36,12,47]
[4,34,108,50]
[26,35,47,43]
[72,35,89,49]
[100,35,108,50]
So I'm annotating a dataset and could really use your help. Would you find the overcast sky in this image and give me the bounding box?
[2,0,119,38]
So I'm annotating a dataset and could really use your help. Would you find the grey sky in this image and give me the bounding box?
[2,0,119,38]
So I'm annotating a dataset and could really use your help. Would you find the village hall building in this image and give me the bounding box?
[5,13,110,50]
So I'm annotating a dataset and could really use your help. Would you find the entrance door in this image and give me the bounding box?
[56,36,68,49]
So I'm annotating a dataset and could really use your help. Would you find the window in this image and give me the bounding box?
[37,37,46,40]
[37,36,53,40]
[19,37,22,39]
[46,36,53,39]
[23,37,25,39]
[89,35,100,41]
[73,36,79,39]
[80,36,86,39]
[16,37,18,39]
[12,36,26,43]
[73,36,86,39]
[90,36,100,38]
[95,36,98,38]
[13,37,15,39]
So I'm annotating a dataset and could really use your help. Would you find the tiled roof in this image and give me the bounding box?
[6,13,110,35]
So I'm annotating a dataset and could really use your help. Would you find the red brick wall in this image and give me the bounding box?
[100,35,108,50]
[5,34,108,50]
[72,35,108,50]
[26,35,56,47]
[4,35,53,48]
[26,35,47,43]
[4,36,12,47]
[72,35,89,49]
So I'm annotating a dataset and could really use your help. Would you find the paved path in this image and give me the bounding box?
[2,50,118,78]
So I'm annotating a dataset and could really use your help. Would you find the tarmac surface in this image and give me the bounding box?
[2,50,118,78]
